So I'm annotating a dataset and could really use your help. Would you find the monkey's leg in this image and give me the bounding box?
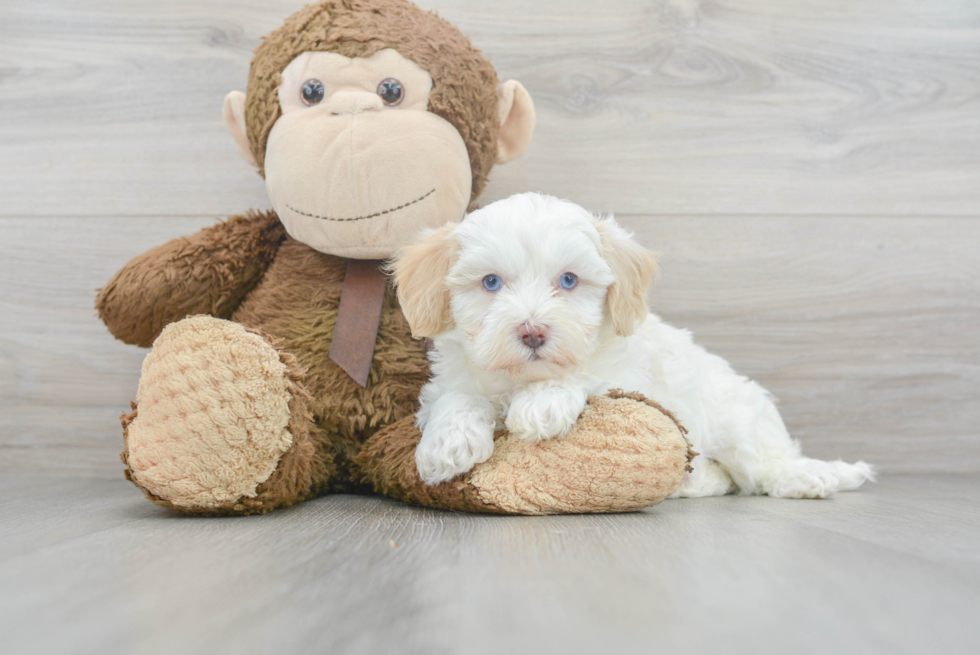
[354,392,694,515]
[121,316,335,515]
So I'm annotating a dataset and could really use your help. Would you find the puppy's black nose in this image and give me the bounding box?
[518,324,548,349]
[524,333,545,349]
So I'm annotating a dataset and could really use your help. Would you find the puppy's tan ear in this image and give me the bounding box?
[595,218,658,337]
[390,223,459,339]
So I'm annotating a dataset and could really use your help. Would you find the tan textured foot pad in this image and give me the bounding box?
[122,316,297,512]
[356,390,695,515]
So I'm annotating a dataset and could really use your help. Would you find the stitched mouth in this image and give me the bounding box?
[286,188,436,222]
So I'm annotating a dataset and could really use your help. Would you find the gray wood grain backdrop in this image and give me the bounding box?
[1,0,978,476]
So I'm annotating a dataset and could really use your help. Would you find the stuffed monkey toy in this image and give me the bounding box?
[96,0,693,516]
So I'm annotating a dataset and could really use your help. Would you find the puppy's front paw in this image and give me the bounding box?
[505,383,589,442]
[415,420,495,485]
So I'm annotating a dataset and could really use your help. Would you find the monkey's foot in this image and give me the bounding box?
[121,316,330,515]
[355,390,694,515]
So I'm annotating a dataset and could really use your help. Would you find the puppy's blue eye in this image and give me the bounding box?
[482,274,502,292]
[559,273,578,290]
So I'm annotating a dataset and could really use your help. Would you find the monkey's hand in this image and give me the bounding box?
[96,211,286,347]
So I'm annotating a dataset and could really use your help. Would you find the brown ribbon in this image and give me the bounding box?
[329,259,388,388]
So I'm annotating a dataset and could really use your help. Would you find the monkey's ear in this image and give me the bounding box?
[496,81,536,164]
[594,218,659,337]
[390,223,459,339]
[222,91,258,168]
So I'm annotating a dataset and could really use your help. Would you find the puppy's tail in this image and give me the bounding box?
[834,459,876,491]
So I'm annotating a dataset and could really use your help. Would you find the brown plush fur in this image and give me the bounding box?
[101,210,429,510]
[230,236,432,490]
[354,415,509,513]
[97,211,286,348]
[245,0,501,200]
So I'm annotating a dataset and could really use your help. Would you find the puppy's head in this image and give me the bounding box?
[392,193,657,381]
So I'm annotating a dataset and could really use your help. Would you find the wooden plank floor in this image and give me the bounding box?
[1,473,978,654]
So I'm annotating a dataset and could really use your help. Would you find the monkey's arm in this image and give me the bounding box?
[96,210,286,347]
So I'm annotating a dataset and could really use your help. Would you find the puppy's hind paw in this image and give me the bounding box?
[763,457,875,499]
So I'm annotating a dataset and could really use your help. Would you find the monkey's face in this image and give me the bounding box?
[262,49,472,259]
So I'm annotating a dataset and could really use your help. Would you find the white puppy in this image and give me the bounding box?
[392,192,874,498]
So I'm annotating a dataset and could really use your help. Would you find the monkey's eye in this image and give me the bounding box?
[559,273,578,290]
[301,79,325,106]
[482,274,503,292]
[377,78,404,106]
